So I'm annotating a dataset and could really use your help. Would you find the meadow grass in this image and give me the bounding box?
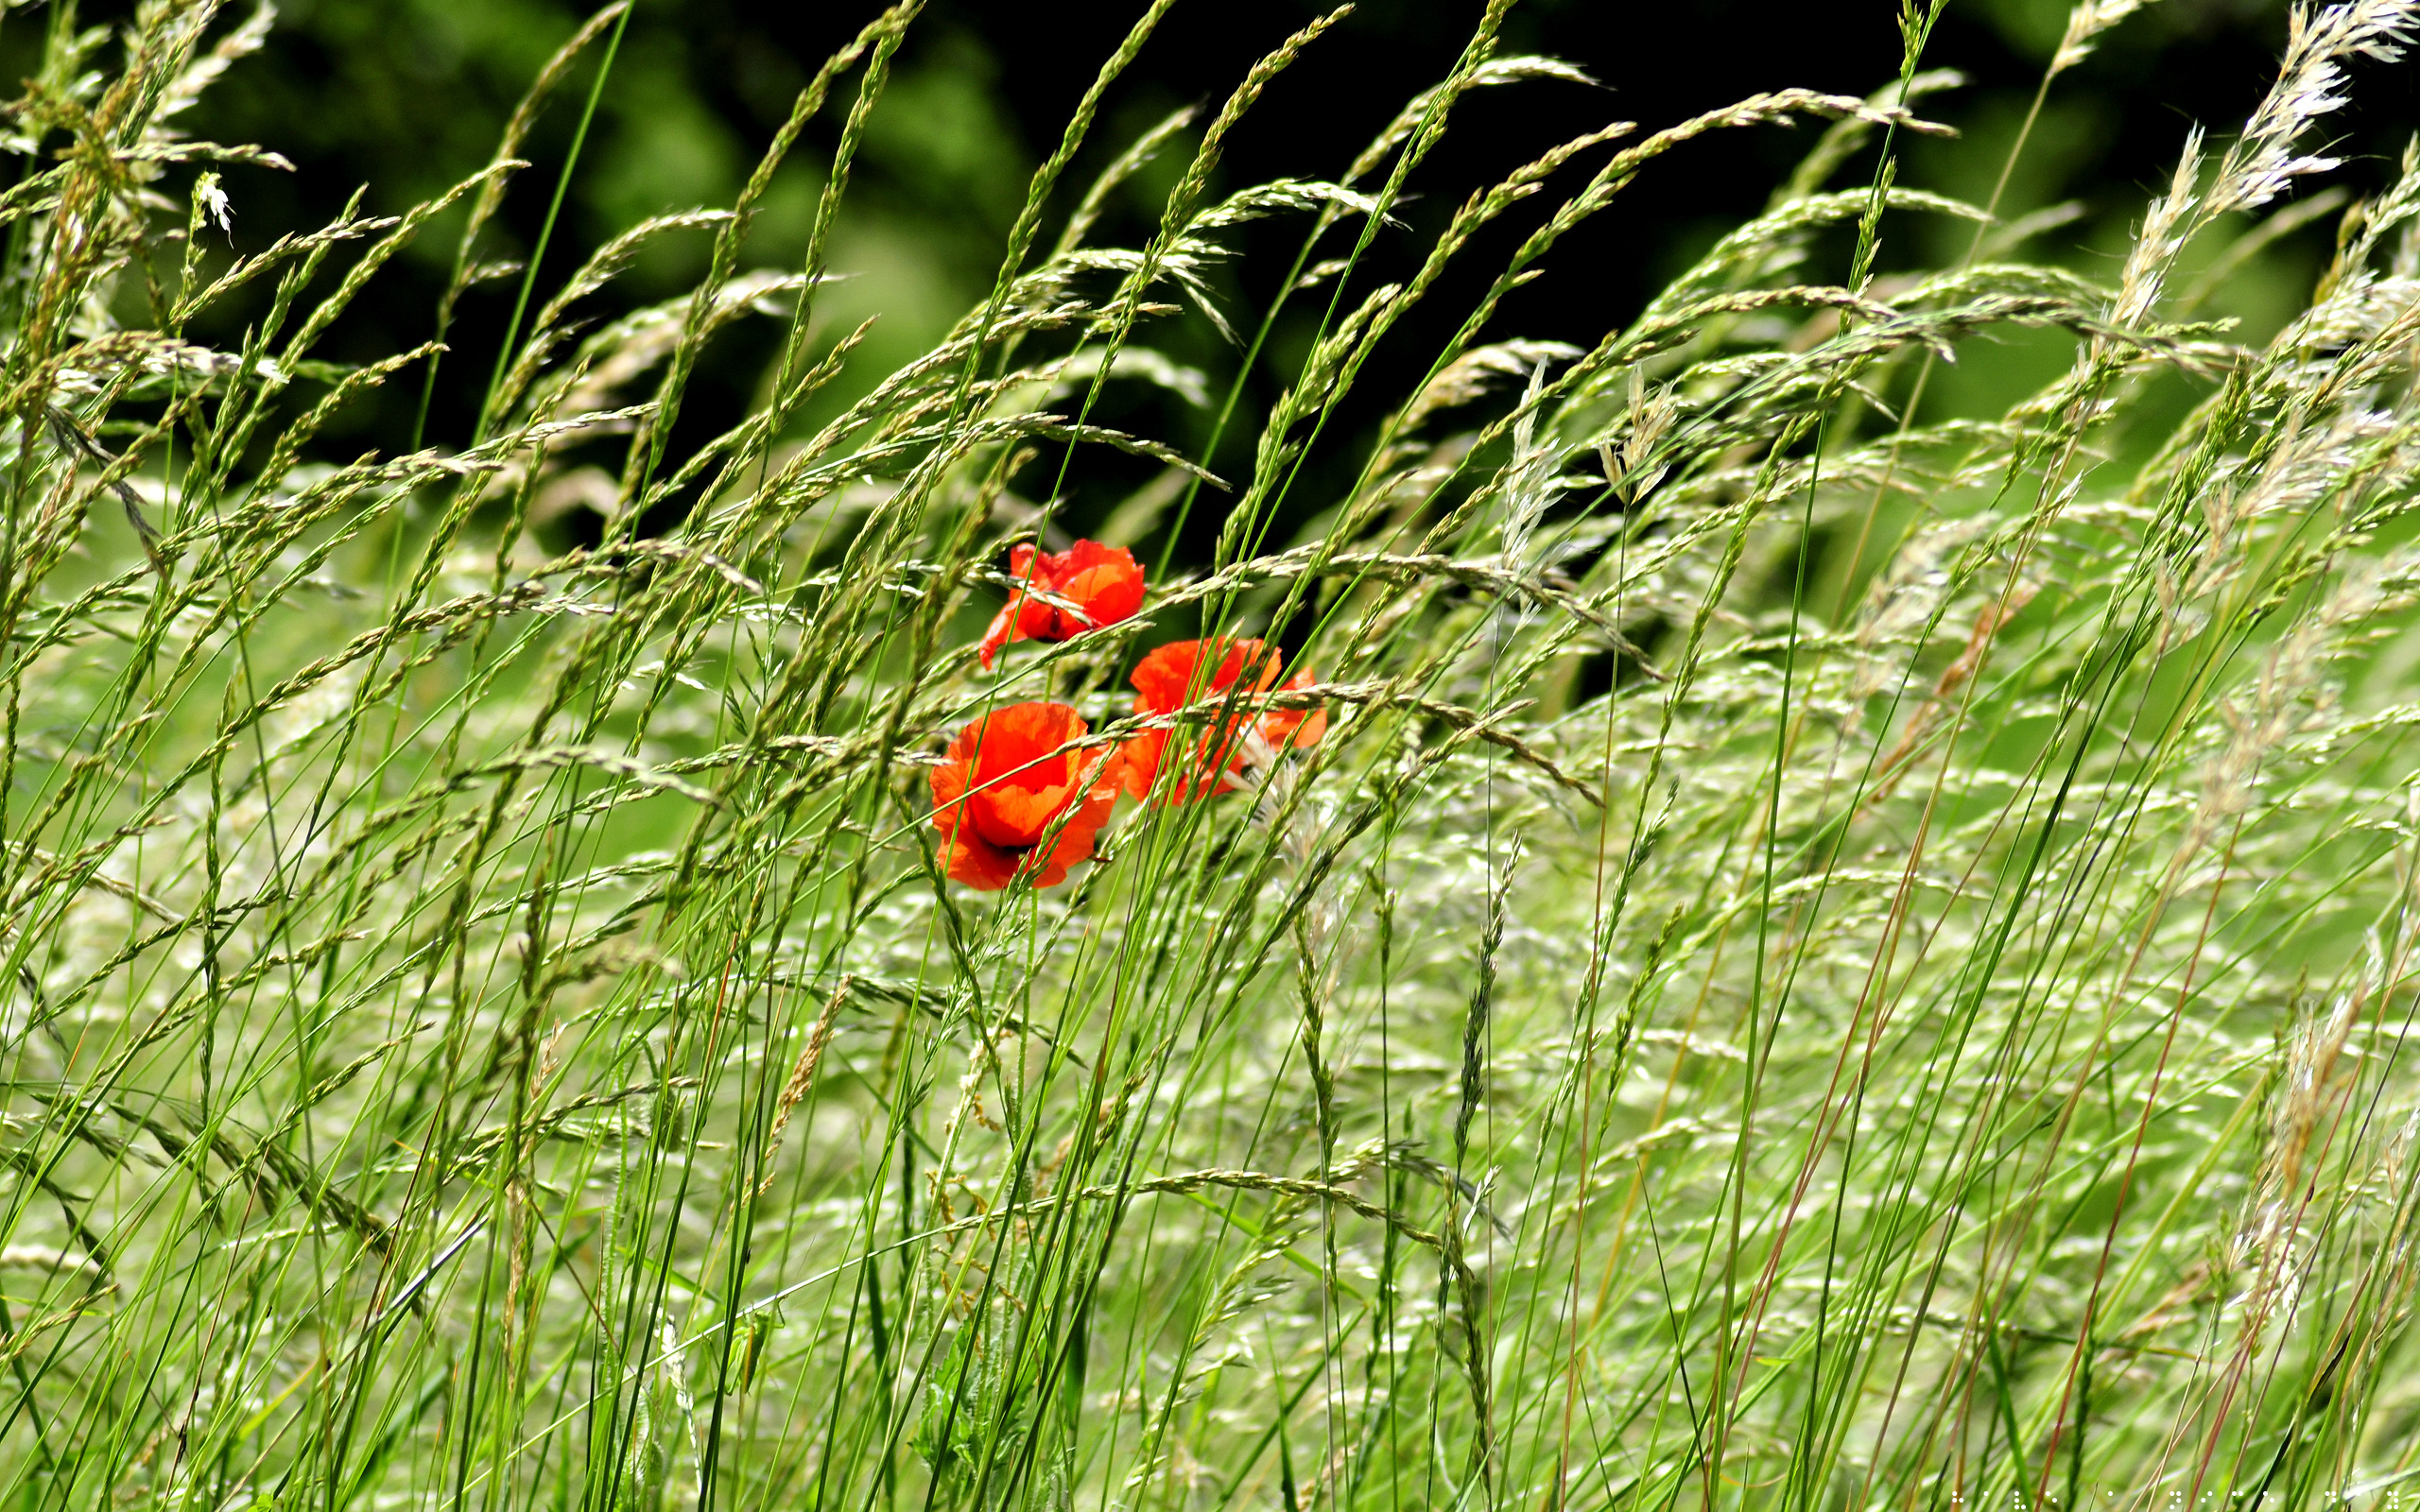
[4,2,2420,1510]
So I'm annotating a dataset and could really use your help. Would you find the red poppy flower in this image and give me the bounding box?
[1119,638,1327,802]
[929,701,1120,890]
[978,540,1147,668]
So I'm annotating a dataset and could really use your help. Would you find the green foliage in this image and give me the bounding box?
[3,4,2420,1512]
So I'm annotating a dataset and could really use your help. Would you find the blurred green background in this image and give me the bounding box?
[88,0,2412,553]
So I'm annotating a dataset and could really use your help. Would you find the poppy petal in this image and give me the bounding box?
[1262,671,1326,748]
[971,778,1079,849]
[977,603,1018,669]
[1024,781,1116,887]
[1062,561,1144,628]
[1130,641,1203,710]
[945,829,1023,889]
[1117,730,1164,799]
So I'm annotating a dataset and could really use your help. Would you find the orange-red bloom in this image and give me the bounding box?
[929,702,1119,890]
[978,540,1146,668]
[1119,638,1326,802]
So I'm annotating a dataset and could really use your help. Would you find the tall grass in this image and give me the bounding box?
[4,1,2420,1509]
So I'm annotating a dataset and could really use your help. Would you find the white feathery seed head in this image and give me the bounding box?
[2213,0,2420,215]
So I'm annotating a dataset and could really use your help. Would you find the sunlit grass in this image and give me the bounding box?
[3,3,2420,1511]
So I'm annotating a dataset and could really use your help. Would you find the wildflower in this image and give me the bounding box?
[1120,638,1326,802]
[978,540,1146,668]
[929,702,1120,890]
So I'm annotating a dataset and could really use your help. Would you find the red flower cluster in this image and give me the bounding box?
[931,541,1327,891]
[978,540,1146,669]
[1119,638,1324,803]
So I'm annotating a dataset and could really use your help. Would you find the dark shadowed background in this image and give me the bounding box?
[45,0,2413,560]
